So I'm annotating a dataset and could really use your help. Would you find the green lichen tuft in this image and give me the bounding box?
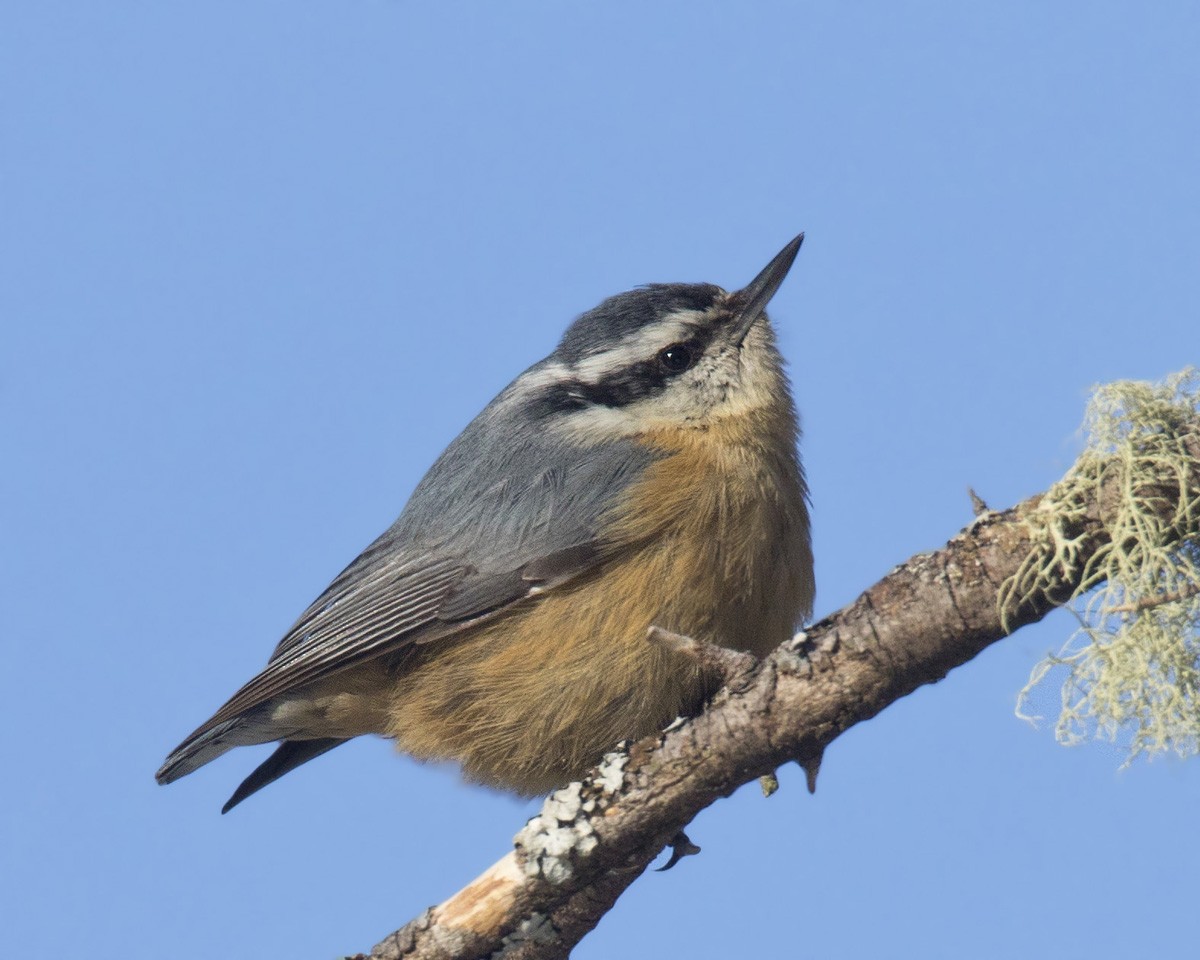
[1008,369,1200,762]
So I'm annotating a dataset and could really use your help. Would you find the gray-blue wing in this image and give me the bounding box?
[156,394,656,784]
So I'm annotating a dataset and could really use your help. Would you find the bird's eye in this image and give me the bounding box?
[657,343,695,373]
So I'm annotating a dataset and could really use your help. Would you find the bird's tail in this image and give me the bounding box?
[157,713,350,812]
[155,717,269,785]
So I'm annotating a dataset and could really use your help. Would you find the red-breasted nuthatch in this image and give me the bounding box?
[157,235,814,811]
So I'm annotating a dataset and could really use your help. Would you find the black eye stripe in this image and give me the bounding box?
[574,358,670,408]
[533,329,716,414]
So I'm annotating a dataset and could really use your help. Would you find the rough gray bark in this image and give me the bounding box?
[353,422,1200,960]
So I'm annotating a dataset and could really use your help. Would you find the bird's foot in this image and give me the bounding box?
[656,830,701,872]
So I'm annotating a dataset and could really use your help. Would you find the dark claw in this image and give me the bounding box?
[656,830,701,872]
[800,750,823,794]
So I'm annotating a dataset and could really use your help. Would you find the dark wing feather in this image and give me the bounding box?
[195,556,470,735]
[437,543,601,622]
[156,555,479,786]
[221,738,346,814]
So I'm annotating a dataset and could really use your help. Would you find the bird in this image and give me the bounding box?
[156,234,814,813]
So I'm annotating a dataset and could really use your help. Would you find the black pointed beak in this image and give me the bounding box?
[729,232,804,344]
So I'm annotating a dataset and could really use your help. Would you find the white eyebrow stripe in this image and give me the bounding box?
[512,361,574,397]
[571,309,709,385]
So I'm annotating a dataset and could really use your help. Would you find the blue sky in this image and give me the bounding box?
[4,3,1199,958]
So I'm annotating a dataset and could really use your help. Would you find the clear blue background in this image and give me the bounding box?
[4,3,1198,958]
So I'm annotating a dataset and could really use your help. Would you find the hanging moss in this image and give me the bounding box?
[1005,369,1200,761]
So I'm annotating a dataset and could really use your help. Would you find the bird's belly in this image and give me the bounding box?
[384,504,809,795]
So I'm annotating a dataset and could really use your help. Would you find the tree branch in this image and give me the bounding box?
[355,421,1200,960]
